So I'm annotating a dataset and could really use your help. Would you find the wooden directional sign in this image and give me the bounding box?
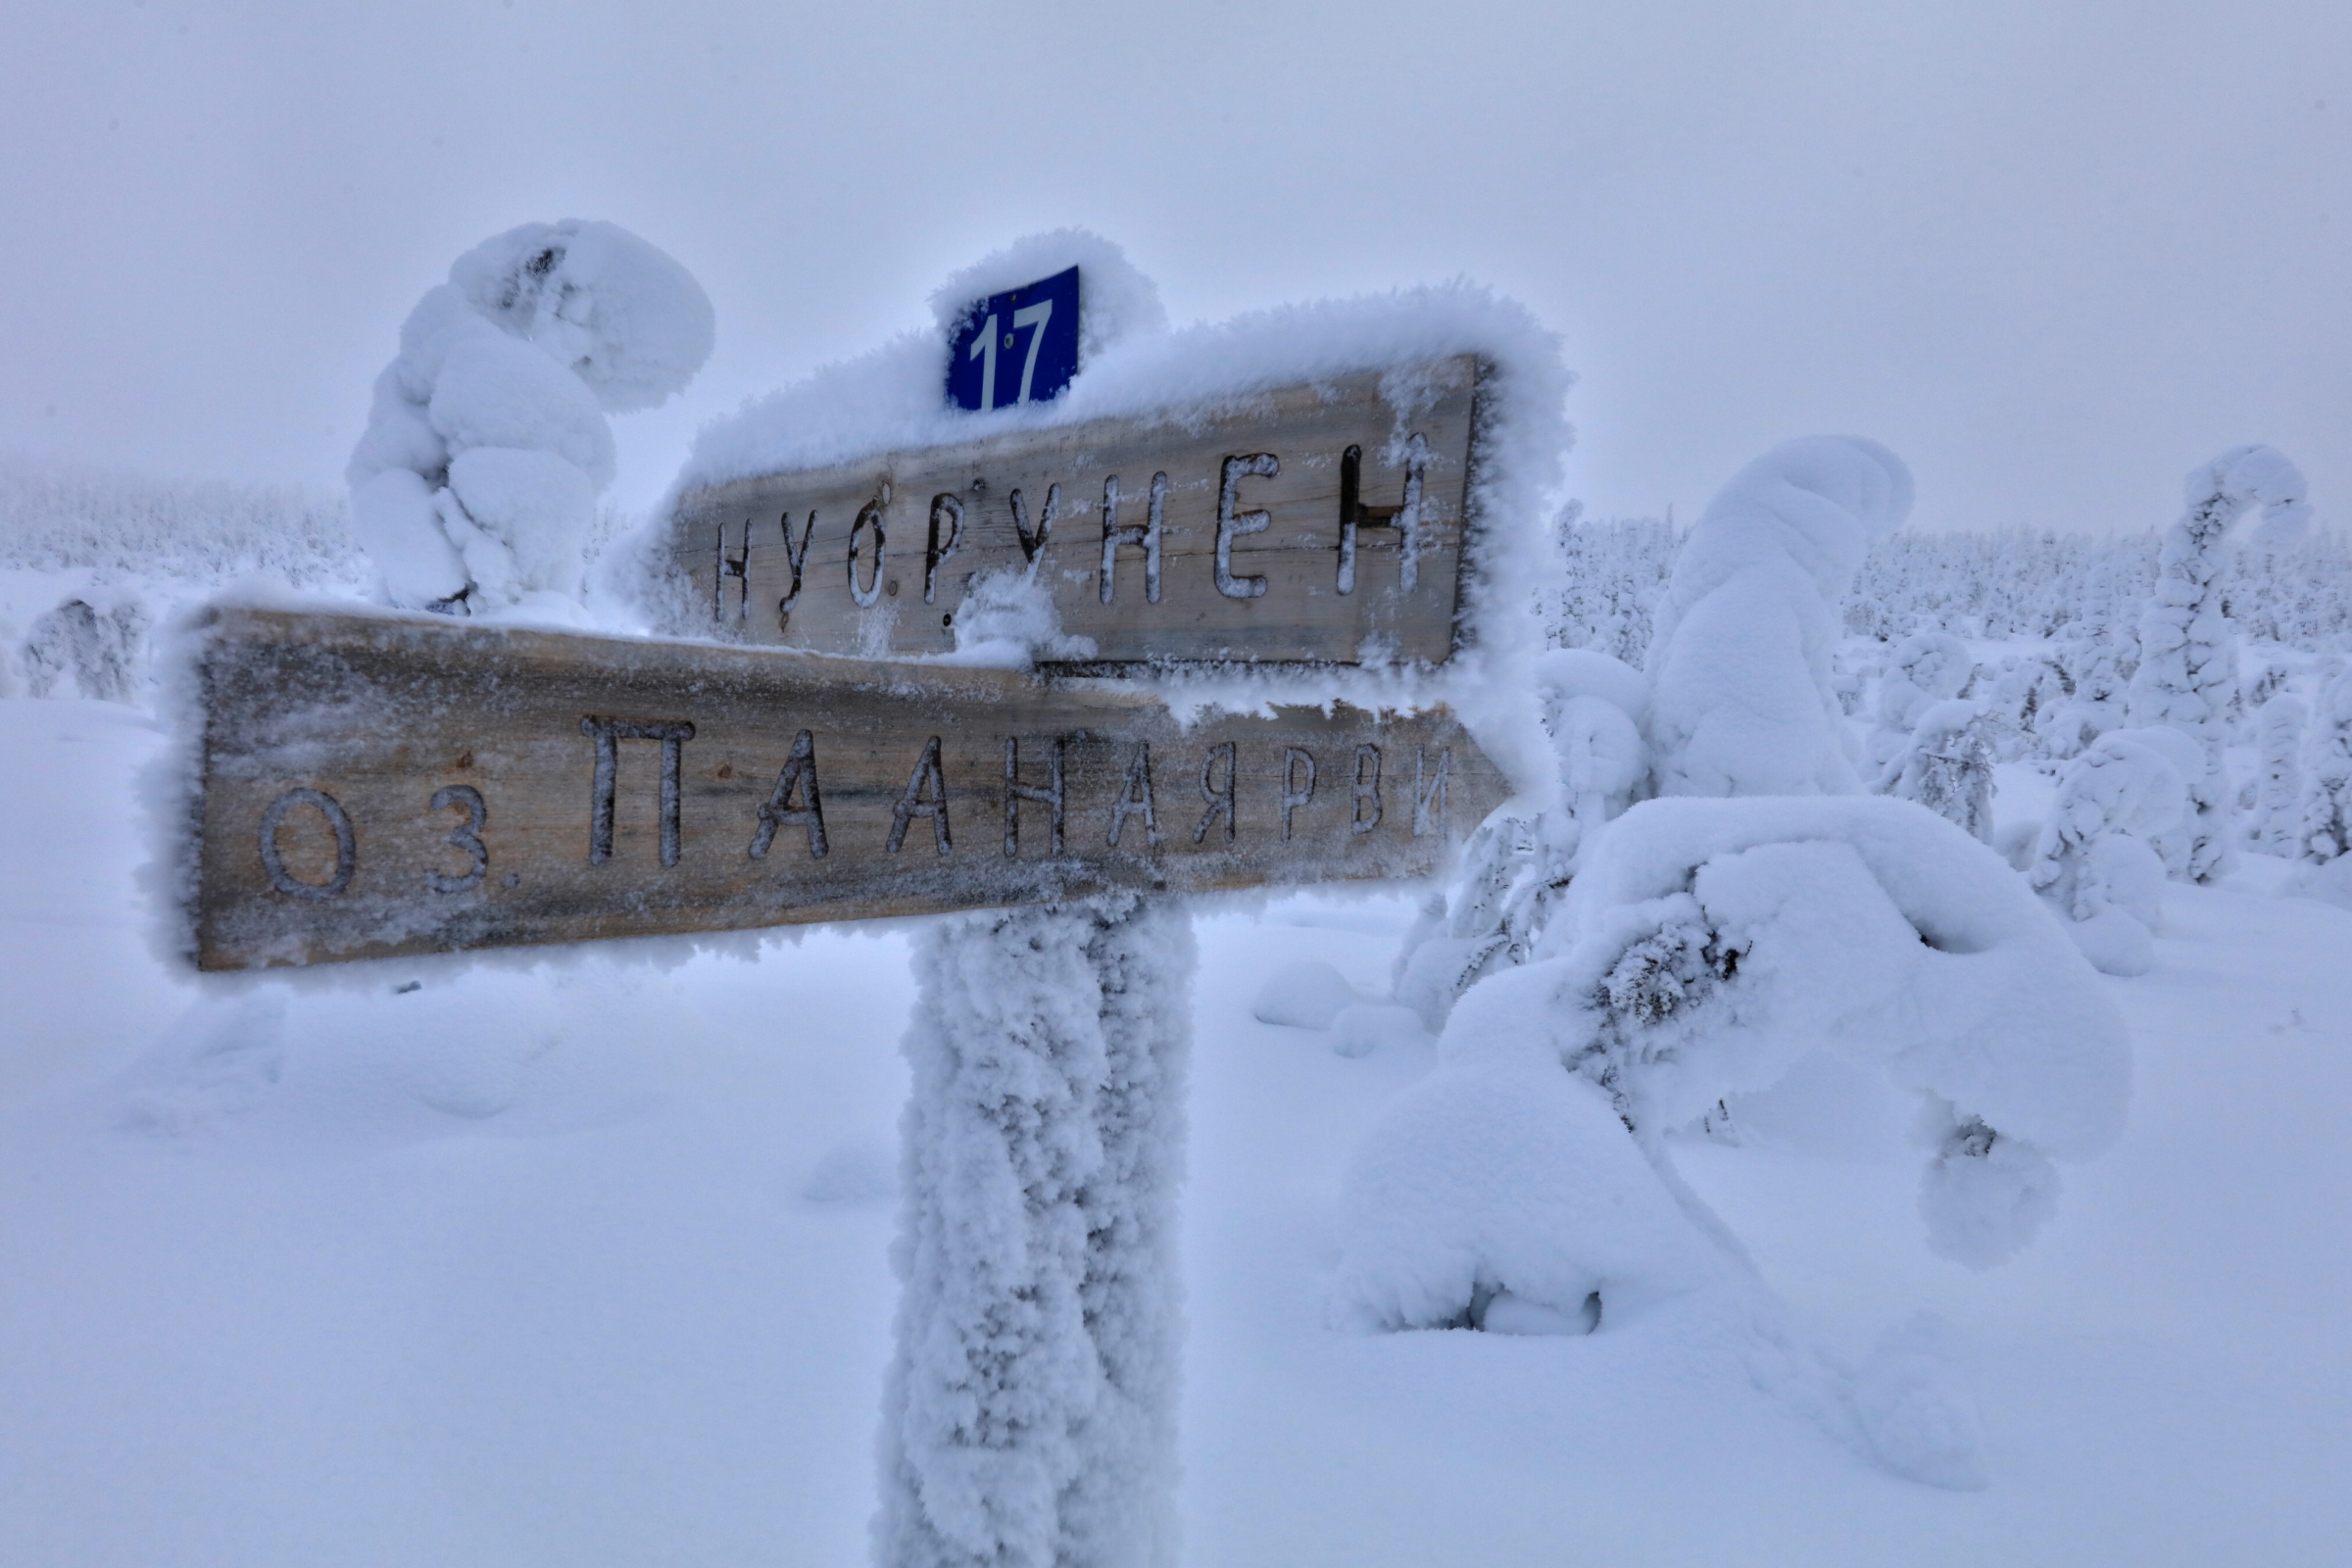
[672,357,1485,668]
[185,608,1511,970]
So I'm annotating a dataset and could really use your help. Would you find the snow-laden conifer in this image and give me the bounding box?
[1877,700,1995,842]
[347,220,712,614]
[2026,731,2189,975]
[2299,671,2352,864]
[2127,445,2309,881]
[1644,437,1913,798]
[2254,696,2307,854]
[1392,649,1644,1029]
[1871,631,1973,765]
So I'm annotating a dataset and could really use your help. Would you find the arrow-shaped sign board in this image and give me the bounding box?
[185,608,1510,970]
[673,357,1485,668]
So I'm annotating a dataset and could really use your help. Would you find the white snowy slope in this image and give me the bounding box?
[2,700,2350,1566]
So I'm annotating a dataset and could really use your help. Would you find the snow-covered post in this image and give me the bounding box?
[878,894,1191,1568]
[2126,445,2309,882]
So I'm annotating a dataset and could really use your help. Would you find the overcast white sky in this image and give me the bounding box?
[5,0,2348,533]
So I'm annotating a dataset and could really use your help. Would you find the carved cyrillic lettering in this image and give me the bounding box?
[750,729,828,859]
[1194,742,1237,845]
[1108,742,1161,848]
[1351,743,1383,835]
[925,494,964,604]
[849,495,887,609]
[715,520,749,621]
[1215,453,1278,599]
[1413,745,1452,836]
[1004,736,1066,858]
[259,786,355,901]
[777,509,818,613]
[1396,432,1428,591]
[1100,471,1165,605]
[426,783,488,894]
[1336,436,1428,594]
[1008,482,1056,563]
[888,736,952,855]
[1280,748,1316,842]
[581,716,695,867]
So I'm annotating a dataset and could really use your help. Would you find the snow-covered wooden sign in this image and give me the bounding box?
[674,357,1484,667]
[184,607,1509,970]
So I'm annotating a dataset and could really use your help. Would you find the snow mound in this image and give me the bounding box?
[1251,960,1366,1030]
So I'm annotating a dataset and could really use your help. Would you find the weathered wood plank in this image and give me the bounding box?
[668,357,1485,667]
[190,608,1512,970]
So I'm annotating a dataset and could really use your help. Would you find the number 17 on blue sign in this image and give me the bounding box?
[946,266,1081,413]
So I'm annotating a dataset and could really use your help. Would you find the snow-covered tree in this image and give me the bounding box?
[1336,798,2130,1483]
[1982,650,2070,760]
[1870,631,1973,764]
[2047,636,2130,759]
[1644,436,1913,798]
[2300,672,2352,864]
[2026,731,2190,975]
[1393,649,1645,1029]
[2254,696,2307,854]
[2127,445,2309,882]
[347,220,713,614]
[1878,700,1995,842]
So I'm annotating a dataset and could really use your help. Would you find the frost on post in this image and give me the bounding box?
[2126,445,2309,882]
[879,894,1191,1568]
[346,220,713,615]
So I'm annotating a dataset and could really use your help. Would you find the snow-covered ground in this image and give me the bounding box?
[4,696,2347,1566]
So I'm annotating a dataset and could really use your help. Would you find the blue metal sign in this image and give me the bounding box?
[946,266,1081,413]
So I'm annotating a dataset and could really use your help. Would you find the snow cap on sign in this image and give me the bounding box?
[928,227,1168,370]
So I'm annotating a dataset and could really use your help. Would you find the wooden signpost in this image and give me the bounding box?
[177,311,1524,1568]
[673,357,1485,667]
[188,606,1509,971]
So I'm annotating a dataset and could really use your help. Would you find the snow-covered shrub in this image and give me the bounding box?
[2026,731,2190,975]
[2127,445,2309,881]
[2046,635,2130,758]
[18,595,146,702]
[1870,631,1973,764]
[1392,648,1647,1030]
[1546,506,1677,664]
[1877,700,1995,842]
[1981,650,2071,760]
[2254,696,2307,854]
[1337,796,2130,1458]
[1644,437,1912,799]
[2299,672,2352,864]
[348,220,712,614]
